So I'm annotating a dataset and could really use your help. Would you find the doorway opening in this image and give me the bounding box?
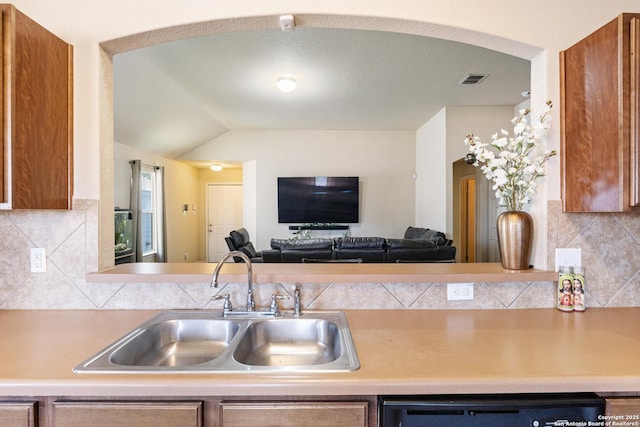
[460,176,476,263]
[453,158,500,263]
[206,184,243,262]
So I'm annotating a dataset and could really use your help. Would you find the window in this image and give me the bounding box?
[140,165,157,256]
[130,160,165,262]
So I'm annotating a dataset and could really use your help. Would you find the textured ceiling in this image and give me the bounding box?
[113,27,530,160]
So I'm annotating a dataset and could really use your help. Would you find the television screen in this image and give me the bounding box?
[278,176,359,224]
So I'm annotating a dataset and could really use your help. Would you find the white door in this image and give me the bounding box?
[207,184,243,262]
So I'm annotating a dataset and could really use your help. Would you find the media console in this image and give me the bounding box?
[288,225,350,231]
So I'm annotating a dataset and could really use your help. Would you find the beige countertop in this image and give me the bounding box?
[86,262,557,283]
[0,308,637,397]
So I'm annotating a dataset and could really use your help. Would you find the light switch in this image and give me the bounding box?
[555,248,581,271]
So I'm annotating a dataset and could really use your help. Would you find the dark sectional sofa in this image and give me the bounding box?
[262,227,456,263]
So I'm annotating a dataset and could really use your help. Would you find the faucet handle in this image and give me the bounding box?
[269,294,288,317]
[211,293,233,314]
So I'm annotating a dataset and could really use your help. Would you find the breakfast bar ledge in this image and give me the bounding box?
[86,262,557,284]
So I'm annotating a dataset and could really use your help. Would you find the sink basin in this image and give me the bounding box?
[74,310,360,373]
[109,319,240,367]
[233,319,341,366]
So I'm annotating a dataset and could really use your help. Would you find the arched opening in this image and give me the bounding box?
[98,14,545,269]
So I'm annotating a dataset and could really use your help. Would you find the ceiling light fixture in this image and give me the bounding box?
[276,76,296,93]
[210,164,223,172]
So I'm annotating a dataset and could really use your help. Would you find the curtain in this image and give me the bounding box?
[155,165,167,262]
[130,160,143,262]
[129,160,167,262]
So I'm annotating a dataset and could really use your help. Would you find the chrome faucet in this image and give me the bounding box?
[292,285,302,317]
[211,251,255,312]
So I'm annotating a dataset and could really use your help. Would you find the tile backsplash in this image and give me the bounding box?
[0,199,638,310]
[546,200,640,307]
[0,200,99,308]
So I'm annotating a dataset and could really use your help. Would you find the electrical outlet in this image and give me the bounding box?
[447,282,474,301]
[30,248,46,273]
[555,248,582,271]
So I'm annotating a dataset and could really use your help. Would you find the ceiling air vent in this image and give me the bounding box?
[458,74,489,85]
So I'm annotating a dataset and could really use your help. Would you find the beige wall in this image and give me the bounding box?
[416,106,515,237]
[2,1,640,309]
[3,1,637,229]
[444,106,515,232]
[183,129,417,249]
[119,124,417,263]
[164,164,200,263]
[6,0,636,204]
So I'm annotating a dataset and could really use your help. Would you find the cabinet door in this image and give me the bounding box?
[10,7,73,209]
[0,401,37,427]
[0,14,3,206]
[561,16,625,212]
[631,18,640,206]
[0,5,73,210]
[53,401,203,427]
[561,13,640,212]
[220,401,369,427]
[606,398,640,420]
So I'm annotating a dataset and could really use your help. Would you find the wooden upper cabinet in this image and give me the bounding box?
[561,13,640,212]
[0,4,73,210]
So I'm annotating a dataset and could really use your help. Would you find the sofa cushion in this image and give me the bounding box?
[403,226,447,246]
[276,238,334,251]
[282,249,332,262]
[404,226,428,240]
[334,237,386,262]
[386,238,439,262]
[261,249,282,263]
[334,237,386,250]
[386,238,437,249]
[438,245,457,260]
[270,238,289,250]
[230,228,251,248]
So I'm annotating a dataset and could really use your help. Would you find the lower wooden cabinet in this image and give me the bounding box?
[0,401,37,427]
[220,400,370,427]
[52,400,203,427]
[606,397,640,419]
[3,396,374,426]
[49,398,371,427]
[6,394,640,426]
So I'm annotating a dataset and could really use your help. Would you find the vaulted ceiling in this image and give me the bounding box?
[113,27,530,160]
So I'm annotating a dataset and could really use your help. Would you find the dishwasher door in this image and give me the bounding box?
[379,393,605,426]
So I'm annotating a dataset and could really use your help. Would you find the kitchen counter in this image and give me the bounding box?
[86,262,557,283]
[0,308,638,397]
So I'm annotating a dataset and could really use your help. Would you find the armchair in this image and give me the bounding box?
[224,228,263,263]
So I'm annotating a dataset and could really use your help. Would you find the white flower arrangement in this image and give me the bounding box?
[464,101,557,212]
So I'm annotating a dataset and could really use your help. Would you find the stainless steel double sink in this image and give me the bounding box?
[74,310,360,373]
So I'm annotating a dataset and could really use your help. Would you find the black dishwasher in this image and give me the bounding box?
[379,393,605,426]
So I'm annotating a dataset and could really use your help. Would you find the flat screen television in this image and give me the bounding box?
[277,176,359,224]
